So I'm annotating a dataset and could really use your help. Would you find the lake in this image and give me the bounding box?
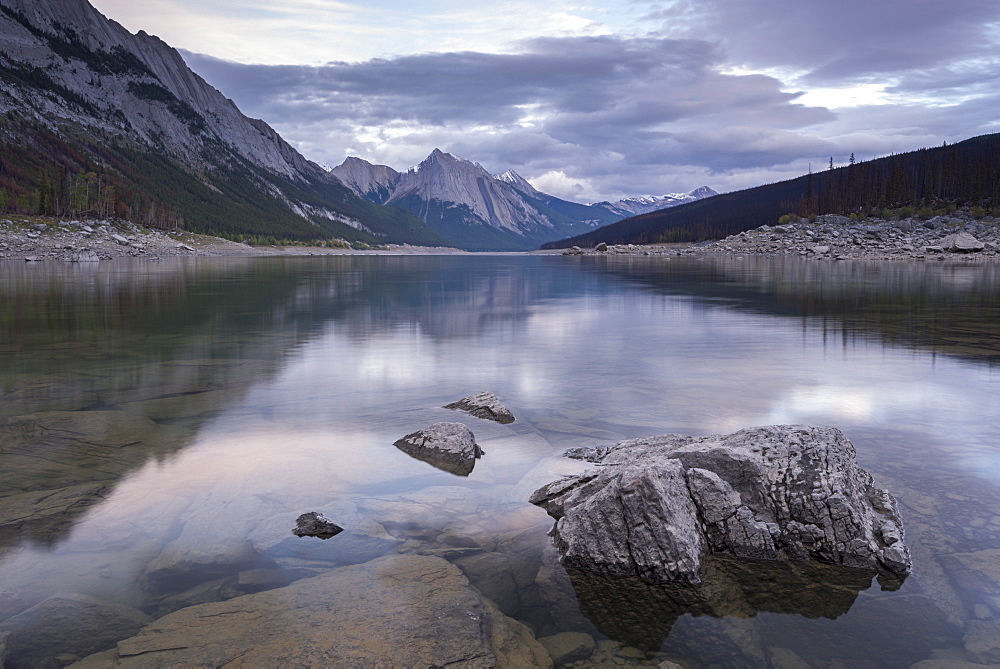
[1,255,998,667]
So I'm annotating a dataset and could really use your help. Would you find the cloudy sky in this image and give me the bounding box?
[90,0,1000,202]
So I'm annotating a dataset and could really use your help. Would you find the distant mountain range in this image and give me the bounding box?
[542,133,1000,249]
[332,152,715,250]
[591,187,719,218]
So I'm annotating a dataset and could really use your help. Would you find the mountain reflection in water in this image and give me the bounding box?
[0,255,997,668]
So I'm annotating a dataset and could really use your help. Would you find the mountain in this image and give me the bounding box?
[332,157,400,205]
[541,133,1000,249]
[594,186,718,217]
[333,150,628,250]
[0,0,444,245]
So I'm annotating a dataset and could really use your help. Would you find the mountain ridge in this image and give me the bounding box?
[0,0,446,245]
[331,151,715,250]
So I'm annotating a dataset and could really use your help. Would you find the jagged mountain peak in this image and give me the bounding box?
[493,169,542,198]
[330,156,400,205]
[388,150,546,235]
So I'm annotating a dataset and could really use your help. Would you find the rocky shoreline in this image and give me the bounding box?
[0,216,468,261]
[5,211,1000,262]
[561,212,1000,261]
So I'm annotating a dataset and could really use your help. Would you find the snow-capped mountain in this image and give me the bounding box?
[492,169,543,198]
[596,186,718,217]
[0,0,443,245]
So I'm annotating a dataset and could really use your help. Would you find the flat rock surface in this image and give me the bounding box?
[75,555,552,668]
[445,391,516,424]
[531,425,911,584]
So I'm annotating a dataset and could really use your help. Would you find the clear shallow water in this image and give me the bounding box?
[0,255,998,667]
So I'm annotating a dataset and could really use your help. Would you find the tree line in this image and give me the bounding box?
[542,132,1000,248]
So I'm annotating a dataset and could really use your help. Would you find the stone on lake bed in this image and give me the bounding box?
[0,593,150,668]
[444,390,515,424]
[74,555,552,668]
[394,422,483,476]
[530,424,911,585]
[292,511,343,539]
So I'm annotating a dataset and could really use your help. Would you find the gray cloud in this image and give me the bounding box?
[182,12,999,202]
[184,36,844,199]
[645,0,1000,86]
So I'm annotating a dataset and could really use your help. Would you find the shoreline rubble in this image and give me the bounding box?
[560,212,1000,262]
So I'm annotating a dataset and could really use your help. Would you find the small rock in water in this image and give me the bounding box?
[444,391,515,424]
[595,242,608,252]
[292,512,343,539]
[394,422,483,476]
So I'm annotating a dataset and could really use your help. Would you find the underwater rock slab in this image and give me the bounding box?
[76,555,552,668]
[394,422,483,476]
[444,391,516,424]
[530,425,911,585]
[0,594,150,669]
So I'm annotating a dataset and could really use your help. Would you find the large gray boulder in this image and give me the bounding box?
[444,391,516,424]
[530,425,910,585]
[940,232,985,252]
[394,422,483,476]
[74,555,552,668]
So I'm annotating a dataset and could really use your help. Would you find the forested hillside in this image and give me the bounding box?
[0,0,446,246]
[542,133,1000,248]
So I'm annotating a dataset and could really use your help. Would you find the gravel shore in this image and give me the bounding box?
[561,213,1000,261]
[0,216,468,261]
[5,212,999,262]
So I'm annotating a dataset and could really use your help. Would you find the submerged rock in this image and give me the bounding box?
[394,422,483,476]
[0,593,150,669]
[65,250,100,262]
[292,511,343,538]
[563,556,881,652]
[444,391,516,424]
[530,425,910,586]
[76,555,552,668]
[537,631,596,664]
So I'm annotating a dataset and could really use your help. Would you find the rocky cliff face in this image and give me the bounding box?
[390,150,554,235]
[330,157,401,205]
[0,0,442,244]
[0,0,314,179]
[333,151,635,250]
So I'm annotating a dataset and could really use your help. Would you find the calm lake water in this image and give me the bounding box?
[1,255,998,667]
